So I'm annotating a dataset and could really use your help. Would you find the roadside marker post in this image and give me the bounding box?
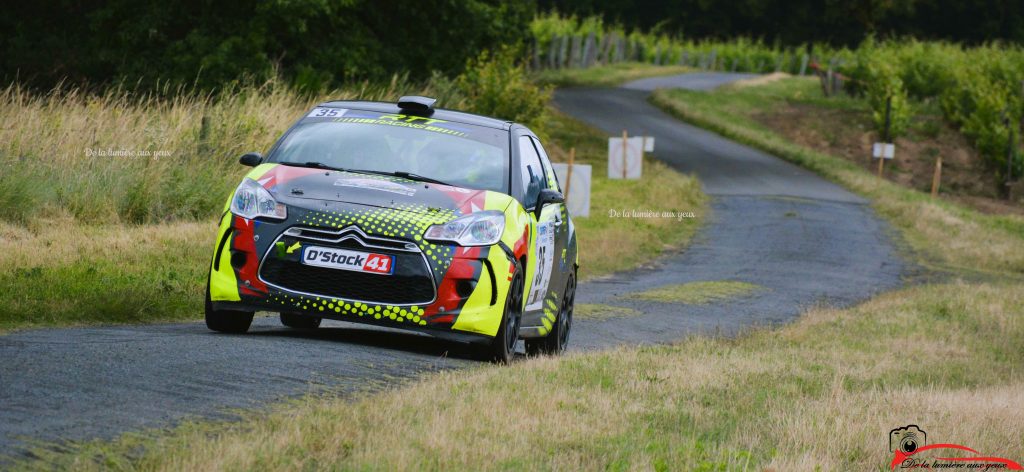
[565,147,575,202]
[874,96,894,178]
[553,152,591,217]
[1005,113,1016,199]
[608,133,646,179]
[931,157,943,198]
[621,129,628,179]
[640,136,646,165]
[872,142,894,177]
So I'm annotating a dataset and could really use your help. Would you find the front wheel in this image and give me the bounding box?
[280,312,321,329]
[526,274,575,356]
[205,281,254,333]
[476,268,524,363]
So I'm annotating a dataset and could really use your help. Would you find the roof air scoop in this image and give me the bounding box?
[397,96,436,115]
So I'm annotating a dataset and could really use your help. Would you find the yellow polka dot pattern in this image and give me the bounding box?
[270,204,463,323]
[295,203,458,277]
[269,293,429,325]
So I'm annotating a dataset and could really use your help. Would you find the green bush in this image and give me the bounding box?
[865,63,913,139]
[2,1,536,92]
[843,39,1024,178]
[947,76,1018,178]
[529,12,852,75]
[894,41,956,99]
[456,48,551,131]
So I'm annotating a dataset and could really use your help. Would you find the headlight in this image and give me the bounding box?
[424,210,505,246]
[230,178,287,220]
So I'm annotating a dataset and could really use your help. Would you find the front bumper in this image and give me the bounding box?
[210,299,497,345]
[209,208,516,339]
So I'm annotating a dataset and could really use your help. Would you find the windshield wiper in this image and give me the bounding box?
[280,163,453,187]
[279,161,346,172]
[387,171,453,187]
[283,162,381,177]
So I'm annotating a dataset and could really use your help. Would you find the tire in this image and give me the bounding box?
[280,312,322,329]
[205,281,254,333]
[476,267,524,363]
[526,274,575,356]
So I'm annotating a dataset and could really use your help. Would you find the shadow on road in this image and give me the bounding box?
[245,324,482,360]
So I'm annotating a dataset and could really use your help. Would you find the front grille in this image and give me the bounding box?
[286,226,416,252]
[259,226,435,305]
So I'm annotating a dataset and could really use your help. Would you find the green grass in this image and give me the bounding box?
[624,280,762,304]
[651,77,1024,276]
[574,303,640,320]
[0,221,212,332]
[532,63,693,87]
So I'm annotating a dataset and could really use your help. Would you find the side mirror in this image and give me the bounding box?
[239,152,262,167]
[525,175,541,209]
[537,188,565,207]
[534,188,564,217]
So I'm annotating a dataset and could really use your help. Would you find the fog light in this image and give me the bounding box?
[230,250,248,269]
[456,279,477,298]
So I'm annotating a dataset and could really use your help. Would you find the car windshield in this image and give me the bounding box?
[269,109,509,193]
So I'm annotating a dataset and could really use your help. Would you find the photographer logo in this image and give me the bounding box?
[890,425,926,455]
[888,424,1022,470]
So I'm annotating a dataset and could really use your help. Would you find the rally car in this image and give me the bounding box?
[206,96,578,362]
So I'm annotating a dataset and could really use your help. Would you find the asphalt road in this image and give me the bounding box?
[556,74,904,347]
[0,73,906,456]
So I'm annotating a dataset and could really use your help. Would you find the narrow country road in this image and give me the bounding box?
[0,73,906,456]
[554,73,906,348]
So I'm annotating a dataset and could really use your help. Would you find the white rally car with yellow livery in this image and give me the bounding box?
[206,96,577,362]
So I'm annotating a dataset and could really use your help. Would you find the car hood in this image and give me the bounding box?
[251,163,506,217]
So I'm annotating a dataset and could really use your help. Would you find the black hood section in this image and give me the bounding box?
[277,170,484,215]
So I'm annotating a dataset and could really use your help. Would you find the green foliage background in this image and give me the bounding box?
[1,0,535,92]
[529,12,1024,181]
[3,3,1024,185]
[538,0,1024,47]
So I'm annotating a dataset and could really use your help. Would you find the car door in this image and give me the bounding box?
[515,135,562,329]
[530,136,571,294]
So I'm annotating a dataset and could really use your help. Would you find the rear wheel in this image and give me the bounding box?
[526,274,575,356]
[476,268,523,363]
[205,282,254,333]
[280,312,322,329]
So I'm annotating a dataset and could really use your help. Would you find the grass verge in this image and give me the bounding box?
[532,63,692,88]
[18,282,1023,470]
[573,303,640,320]
[0,219,211,332]
[650,78,1024,276]
[624,280,762,304]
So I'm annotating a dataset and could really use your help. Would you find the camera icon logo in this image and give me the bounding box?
[890,425,927,454]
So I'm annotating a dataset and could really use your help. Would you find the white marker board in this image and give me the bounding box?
[608,137,644,179]
[872,142,895,159]
[552,163,591,217]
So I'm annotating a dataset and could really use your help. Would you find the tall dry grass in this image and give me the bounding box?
[0,75,468,329]
[0,77,469,225]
